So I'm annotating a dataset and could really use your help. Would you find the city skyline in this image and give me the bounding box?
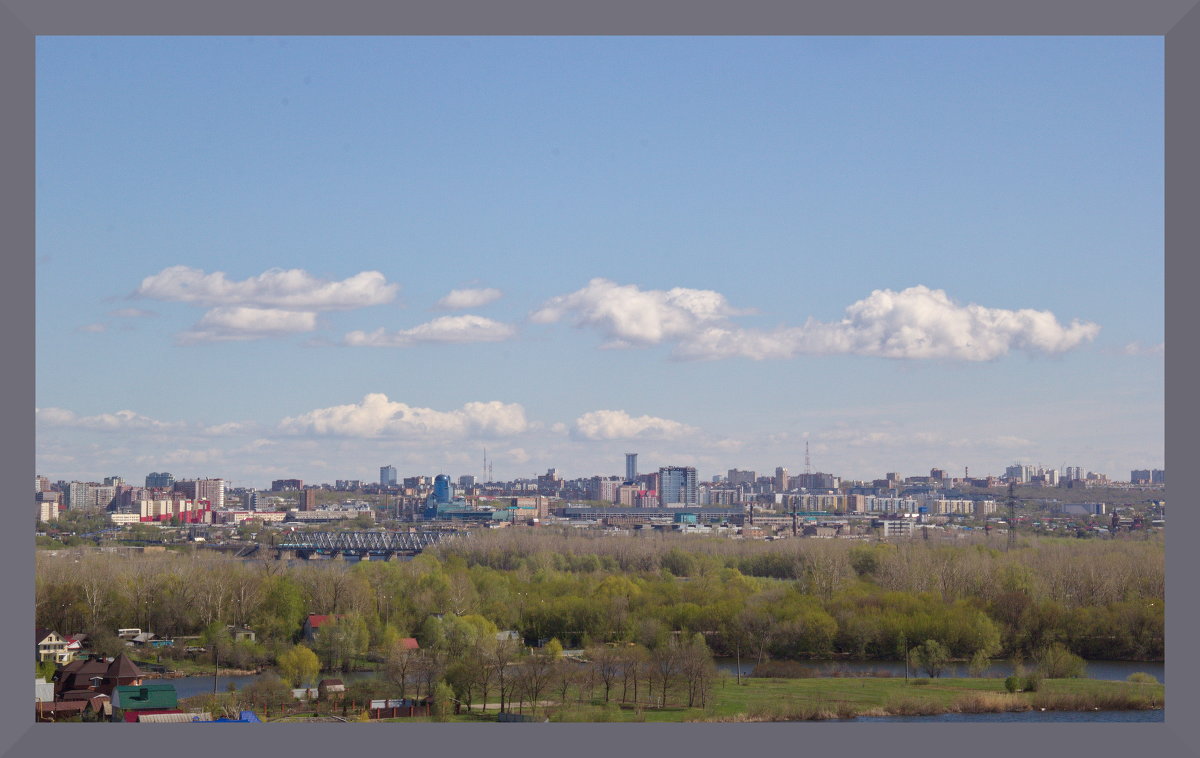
[36,36,1164,486]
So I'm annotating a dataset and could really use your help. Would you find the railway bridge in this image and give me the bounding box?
[273,530,456,560]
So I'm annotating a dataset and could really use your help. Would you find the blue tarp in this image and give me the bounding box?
[197,710,261,723]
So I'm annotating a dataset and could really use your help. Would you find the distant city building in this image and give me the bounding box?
[1130,469,1164,485]
[537,469,563,496]
[335,480,362,491]
[64,482,88,510]
[930,468,946,481]
[175,478,226,510]
[793,472,839,490]
[145,472,174,489]
[659,466,698,505]
[726,469,756,487]
[380,465,397,487]
[459,474,477,489]
[775,467,788,492]
[404,476,431,489]
[271,479,303,491]
[35,475,51,493]
[298,489,319,511]
[433,474,454,504]
[625,453,638,483]
[103,475,124,487]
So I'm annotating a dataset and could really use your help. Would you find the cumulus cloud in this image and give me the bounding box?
[136,266,398,310]
[37,407,184,431]
[537,280,1099,361]
[573,409,697,441]
[532,278,749,348]
[435,288,503,310]
[279,393,529,438]
[344,315,516,347]
[176,307,319,344]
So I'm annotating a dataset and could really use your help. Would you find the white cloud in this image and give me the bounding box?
[537,280,1099,361]
[201,421,254,436]
[136,266,398,310]
[1121,341,1165,357]
[678,287,1100,361]
[435,288,503,309]
[344,315,516,347]
[37,407,183,431]
[108,308,158,318]
[279,393,529,439]
[78,323,107,333]
[532,278,748,347]
[176,307,319,343]
[573,409,697,441]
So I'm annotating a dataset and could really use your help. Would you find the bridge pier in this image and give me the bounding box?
[276,549,296,561]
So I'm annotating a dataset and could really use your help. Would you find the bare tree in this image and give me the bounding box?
[586,645,622,703]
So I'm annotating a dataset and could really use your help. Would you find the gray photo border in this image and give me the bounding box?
[3,1,1194,756]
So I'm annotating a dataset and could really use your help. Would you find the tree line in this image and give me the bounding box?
[35,528,1163,680]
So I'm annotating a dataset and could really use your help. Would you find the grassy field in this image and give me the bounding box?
[366,675,1164,723]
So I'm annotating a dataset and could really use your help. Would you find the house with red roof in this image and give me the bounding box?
[302,613,347,642]
[54,652,144,700]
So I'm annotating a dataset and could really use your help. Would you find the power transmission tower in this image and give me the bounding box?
[1006,481,1018,551]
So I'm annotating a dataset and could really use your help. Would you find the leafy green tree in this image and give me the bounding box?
[432,680,456,721]
[313,615,369,672]
[913,639,950,678]
[276,644,320,687]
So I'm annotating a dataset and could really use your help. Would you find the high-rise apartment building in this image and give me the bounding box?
[145,472,174,489]
[625,453,638,483]
[176,478,226,510]
[659,466,698,505]
[774,467,788,492]
[64,482,88,510]
[298,489,317,511]
[727,469,756,487]
[380,465,397,487]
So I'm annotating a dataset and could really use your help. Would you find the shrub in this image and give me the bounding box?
[1127,672,1158,684]
[1004,676,1021,693]
[1034,643,1086,678]
[1023,674,1042,692]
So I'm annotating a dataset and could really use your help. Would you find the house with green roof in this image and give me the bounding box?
[111,682,181,722]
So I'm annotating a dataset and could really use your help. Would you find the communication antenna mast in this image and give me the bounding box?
[804,441,812,476]
[1006,481,1018,552]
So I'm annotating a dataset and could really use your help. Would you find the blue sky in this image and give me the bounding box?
[35,36,1164,489]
